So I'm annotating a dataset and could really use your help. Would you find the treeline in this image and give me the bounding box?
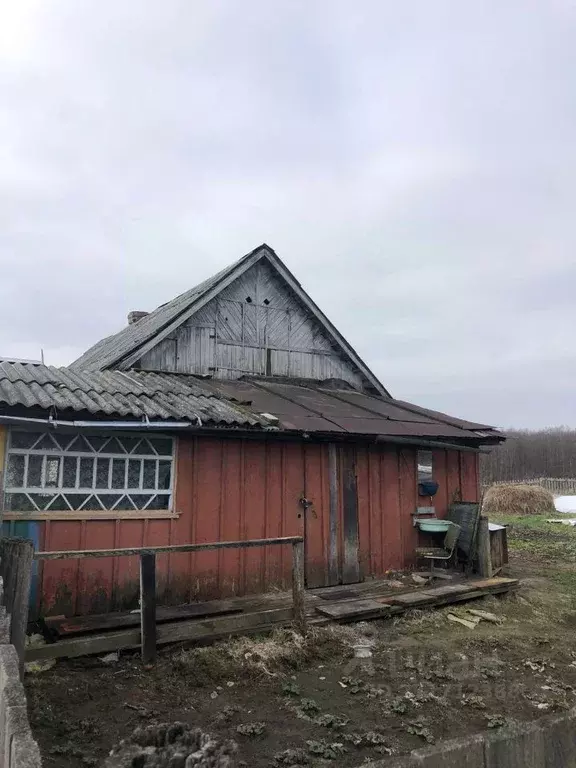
[480,428,576,484]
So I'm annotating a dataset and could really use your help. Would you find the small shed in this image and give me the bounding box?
[488,523,509,574]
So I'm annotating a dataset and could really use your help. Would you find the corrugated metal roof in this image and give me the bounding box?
[0,364,502,442]
[0,363,270,427]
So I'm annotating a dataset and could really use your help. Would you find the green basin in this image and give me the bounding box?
[417,519,451,533]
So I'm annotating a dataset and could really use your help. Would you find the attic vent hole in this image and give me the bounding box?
[245,296,253,304]
[263,298,270,306]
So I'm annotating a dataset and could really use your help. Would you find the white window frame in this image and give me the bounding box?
[3,429,175,515]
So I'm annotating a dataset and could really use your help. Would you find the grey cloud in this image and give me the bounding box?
[1,1,575,428]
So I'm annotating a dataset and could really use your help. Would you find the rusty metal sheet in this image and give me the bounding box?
[391,398,494,430]
[323,390,438,423]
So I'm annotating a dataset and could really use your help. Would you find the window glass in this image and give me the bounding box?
[5,430,174,512]
[417,450,433,483]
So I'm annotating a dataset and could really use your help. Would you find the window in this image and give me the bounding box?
[417,450,433,483]
[4,430,174,513]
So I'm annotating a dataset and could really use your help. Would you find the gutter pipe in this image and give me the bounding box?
[0,415,193,429]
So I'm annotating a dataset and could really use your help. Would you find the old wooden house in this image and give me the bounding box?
[0,245,503,617]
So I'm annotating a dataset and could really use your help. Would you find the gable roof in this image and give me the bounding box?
[71,244,390,396]
[71,247,255,373]
[0,362,503,445]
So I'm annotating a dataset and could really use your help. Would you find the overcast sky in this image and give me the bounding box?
[1,1,575,429]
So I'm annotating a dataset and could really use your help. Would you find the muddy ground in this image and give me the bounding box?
[26,514,576,767]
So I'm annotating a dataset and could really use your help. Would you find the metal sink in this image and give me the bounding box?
[416,519,451,533]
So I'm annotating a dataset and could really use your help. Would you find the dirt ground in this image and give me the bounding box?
[26,515,576,767]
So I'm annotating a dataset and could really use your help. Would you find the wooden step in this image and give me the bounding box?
[315,599,391,621]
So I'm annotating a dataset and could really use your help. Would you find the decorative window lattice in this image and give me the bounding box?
[4,430,174,512]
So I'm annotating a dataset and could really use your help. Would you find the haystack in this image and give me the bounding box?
[483,483,555,517]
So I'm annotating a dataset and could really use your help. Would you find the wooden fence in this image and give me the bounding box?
[33,535,306,667]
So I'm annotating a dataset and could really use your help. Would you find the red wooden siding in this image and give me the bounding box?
[302,443,330,589]
[356,445,407,578]
[38,437,480,616]
[459,451,480,502]
[425,449,479,518]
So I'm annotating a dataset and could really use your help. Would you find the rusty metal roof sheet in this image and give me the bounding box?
[0,364,501,443]
[208,379,502,442]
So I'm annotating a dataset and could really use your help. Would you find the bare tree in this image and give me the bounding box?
[480,427,576,484]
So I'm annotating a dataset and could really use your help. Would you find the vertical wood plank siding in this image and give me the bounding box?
[138,260,365,387]
[38,438,479,616]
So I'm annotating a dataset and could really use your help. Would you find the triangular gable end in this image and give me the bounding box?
[115,246,389,396]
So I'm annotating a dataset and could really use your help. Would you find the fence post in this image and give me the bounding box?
[139,552,157,668]
[0,537,34,678]
[477,516,492,578]
[291,540,306,635]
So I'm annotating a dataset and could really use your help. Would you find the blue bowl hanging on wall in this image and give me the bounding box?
[418,480,439,497]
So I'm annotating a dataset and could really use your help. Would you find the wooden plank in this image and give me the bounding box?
[423,584,478,598]
[502,528,509,565]
[156,607,295,645]
[0,538,34,678]
[469,577,518,590]
[392,591,437,607]
[0,539,16,612]
[26,607,296,662]
[341,445,360,584]
[26,628,142,661]
[25,577,521,663]
[477,515,492,578]
[432,589,485,607]
[327,443,339,586]
[139,552,156,667]
[292,541,306,634]
[34,535,304,560]
[315,598,389,620]
[45,600,243,637]
[13,539,34,678]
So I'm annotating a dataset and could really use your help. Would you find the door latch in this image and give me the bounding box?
[299,496,316,518]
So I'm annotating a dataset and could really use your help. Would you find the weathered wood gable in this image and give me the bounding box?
[139,260,367,388]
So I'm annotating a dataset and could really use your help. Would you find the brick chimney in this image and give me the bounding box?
[128,311,149,325]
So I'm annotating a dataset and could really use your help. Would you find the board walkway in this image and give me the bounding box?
[27,576,519,662]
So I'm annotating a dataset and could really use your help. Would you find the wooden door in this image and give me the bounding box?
[303,443,361,588]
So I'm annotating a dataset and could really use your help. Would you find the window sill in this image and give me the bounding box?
[1,510,180,521]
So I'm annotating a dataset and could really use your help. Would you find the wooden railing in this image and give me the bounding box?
[33,536,306,667]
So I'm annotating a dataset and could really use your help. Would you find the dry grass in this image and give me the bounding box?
[483,483,555,517]
[171,625,352,683]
